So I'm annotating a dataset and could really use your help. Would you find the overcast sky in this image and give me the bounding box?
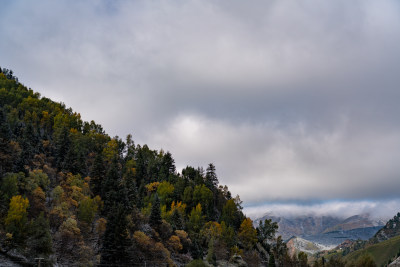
[1,0,400,219]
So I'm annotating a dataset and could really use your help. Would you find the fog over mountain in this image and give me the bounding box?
[246,200,400,220]
[1,0,400,217]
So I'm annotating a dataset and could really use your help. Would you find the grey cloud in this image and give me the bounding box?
[1,0,400,213]
[145,114,400,204]
[245,199,400,220]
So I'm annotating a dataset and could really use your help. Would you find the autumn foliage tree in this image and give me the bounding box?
[238,218,257,251]
[5,195,29,243]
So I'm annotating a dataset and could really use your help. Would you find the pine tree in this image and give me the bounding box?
[54,126,70,171]
[268,253,276,267]
[149,194,162,227]
[257,218,278,252]
[100,204,132,265]
[206,238,217,266]
[0,108,13,176]
[28,212,53,258]
[125,170,138,211]
[205,163,218,189]
[101,157,125,211]
[190,240,203,260]
[170,208,184,230]
[91,152,105,196]
[159,151,176,180]
[16,123,39,173]
[205,163,218,219]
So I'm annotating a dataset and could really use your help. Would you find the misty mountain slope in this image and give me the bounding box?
[255,213,384,242]
[322,214,385,233]
[255,214,342,240]
[303,226,383,246]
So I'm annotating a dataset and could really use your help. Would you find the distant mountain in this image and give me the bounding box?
[286,236,335,256]
[255,213,385,243]
[254,214,342,240]
[322,214,385,233]
[303,226,384,246]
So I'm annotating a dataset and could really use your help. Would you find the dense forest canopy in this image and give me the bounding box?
[0,68,295,266]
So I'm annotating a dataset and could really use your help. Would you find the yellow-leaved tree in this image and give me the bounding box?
[5,195,29,243]
[238,218,257,251]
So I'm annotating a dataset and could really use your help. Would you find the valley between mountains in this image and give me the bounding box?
[254,213,385,253]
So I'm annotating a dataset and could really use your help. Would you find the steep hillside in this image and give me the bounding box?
[371,212,400,243]
[344,235,400,266]
[0,68,259,266]
[314,212,400,267]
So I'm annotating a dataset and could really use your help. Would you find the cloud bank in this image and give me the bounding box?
[245,199,400,220]
[1,0,400,216]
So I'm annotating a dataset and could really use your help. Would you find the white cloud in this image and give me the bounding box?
[245,199,400,221]
[145,114,400,204]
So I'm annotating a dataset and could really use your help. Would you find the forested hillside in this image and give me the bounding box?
[0,68,298,266]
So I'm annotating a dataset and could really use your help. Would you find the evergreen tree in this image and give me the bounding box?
[125,169,138,211]
[125,134,135,161]
[101,157,127,211]
[64,133,86,175]
[205,163,218,219]
[0,108,13,176]
[221,199,239,229]
[205,163,218,189]
[159,151,176,180]
[137,180,146,209]
[298,251,308,267]
[170,208,184,230]
[149,194,162,227]
[100,204,132,265]
[190,240,203,260]
[91,152,106,196]
[16,123,39,173]
[206,238,217,266]
[268,253,276,267]
[54,126,70,171]
[28,212,53,258]
[257,218,278,252]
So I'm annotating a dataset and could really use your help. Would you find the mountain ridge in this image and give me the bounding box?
[255,212,385,241]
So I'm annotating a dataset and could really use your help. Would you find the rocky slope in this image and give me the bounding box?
[389,256,400,267]
[372,212,400,243]
[286,236,335,256]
